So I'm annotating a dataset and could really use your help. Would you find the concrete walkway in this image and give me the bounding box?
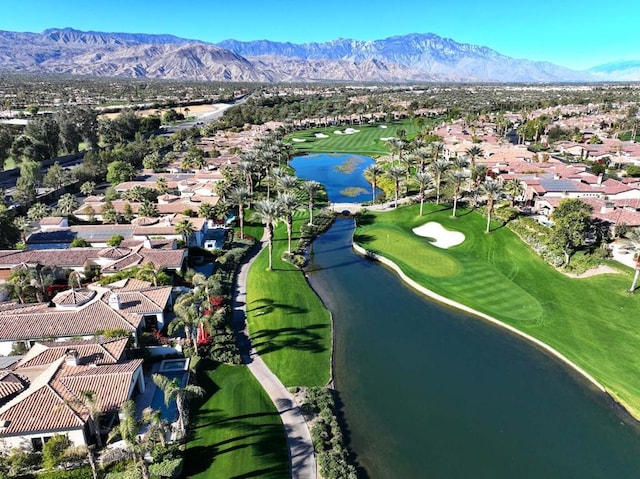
[232,236,317,479]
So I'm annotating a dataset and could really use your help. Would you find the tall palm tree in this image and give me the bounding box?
[465,145,484,171]
[386,166,404,208]
[66,390,104,447]
[429,159,450,205]
[415,170,434,216]
[152,373,205,438]
[364,163,384,204]
[302,180,322,225]
[170,292,199,348]
[107,400,151,479]
[277,174,298,194]
[504,178,525,207]
[237,160,255,194]
[278,193,299,254]
[227,186,251,240]
[253,199,283,270]
[480,179,503,233]
[628,228,640,292]
[174,219,195,246]
[449,170,468,217]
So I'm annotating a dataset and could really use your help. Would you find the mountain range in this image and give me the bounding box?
[0,27,634,83]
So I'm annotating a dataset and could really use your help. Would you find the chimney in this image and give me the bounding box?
[597,173,603,186]
[65,349,79,366]
[108,293,122,310]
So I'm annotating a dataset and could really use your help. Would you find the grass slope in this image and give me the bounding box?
[246,210,332,387]
[289,119,426,156]
[355,203,640,416]
[185,362,289,479]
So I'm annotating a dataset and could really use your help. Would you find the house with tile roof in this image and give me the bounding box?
[0,280,172,356]
[0,337,144,451]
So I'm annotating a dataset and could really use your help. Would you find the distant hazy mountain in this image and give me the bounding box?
[587,61,640,81]
[0,27,593,82]
[218,33,593,82]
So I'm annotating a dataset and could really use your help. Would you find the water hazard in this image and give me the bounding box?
[306,219,640,479]
[290,153,380,203]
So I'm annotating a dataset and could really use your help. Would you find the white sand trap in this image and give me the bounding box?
[344,128,360,134]
[315,133,329,138]
[292,138,306,142]
[412,222,465,249]
[334,130,343,135]
[380,137,396,141]
[379,125,388,129]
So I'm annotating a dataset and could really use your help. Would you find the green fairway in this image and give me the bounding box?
[184,362,289,479]
[246,210,332,387]
[288,119,427,156]
[355,203,640,417]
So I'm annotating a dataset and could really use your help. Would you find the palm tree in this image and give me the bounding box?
[80,181,96,196]
[302,180,322,225]
[429,159,450,205]
[57,193,78,215]
[197,202,216,220]
[480,179,503,233]
[13,216,32,243]
[136,262,163,287]
[107,400,151,479]
[170,292,199,347]
[278,192,300,254]
[174,219,195,246]
[138,200,159,218]
[152,373,205,438]
[628,228,640,292]
[27,202,51,221]
[66,390,104,447]
[465,145,484,171]
[155,177,169,195]
[504,178,525,207]
[227,186,251,240]
[449,170,468,217]
[277,174,298,194]
[386,166,404,208]
[415,170,434,216]
[237,160,255,194]
[364,163,384,204]
[253,199,283,270]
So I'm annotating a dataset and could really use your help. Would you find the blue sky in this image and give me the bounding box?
[1,0,637,70]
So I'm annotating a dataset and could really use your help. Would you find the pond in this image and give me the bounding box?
[305,219,640,478]
[290,153,381,203]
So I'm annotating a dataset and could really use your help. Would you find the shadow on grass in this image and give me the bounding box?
[355,211,376,226]
[185,421,287,478]
[353,233,375,244]
[247,298,309,315]
[251,323,329,356]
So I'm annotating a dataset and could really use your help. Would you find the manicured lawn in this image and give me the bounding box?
[289,118,429,157]
[355,203,640,417]
[246,210,332,387]
[184,362,289,479]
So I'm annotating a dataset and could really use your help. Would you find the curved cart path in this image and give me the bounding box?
[232,235,317,479]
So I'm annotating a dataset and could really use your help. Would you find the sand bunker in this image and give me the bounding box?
[412,222,465,249]
[334,130,343,135]
[344,128,360,134]
[315,133,329,138]
[292,138,306,142]
[379,125,388,129]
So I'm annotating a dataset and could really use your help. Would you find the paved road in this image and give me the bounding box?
[232,236,317,479]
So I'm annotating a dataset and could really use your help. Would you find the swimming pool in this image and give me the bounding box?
[152,359,191,421]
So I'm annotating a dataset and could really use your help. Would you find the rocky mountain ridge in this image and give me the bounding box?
[0,27,598,82]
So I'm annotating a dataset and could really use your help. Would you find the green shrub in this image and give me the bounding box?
[38,466,94,479]
[107,234,125,246]
[149,458,183,479]
[42,434,72,469]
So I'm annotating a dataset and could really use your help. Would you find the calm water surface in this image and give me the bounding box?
[306,219,640,479]
[290,153,380,203]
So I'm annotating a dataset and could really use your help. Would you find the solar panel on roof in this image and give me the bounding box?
[538,179,580,192]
